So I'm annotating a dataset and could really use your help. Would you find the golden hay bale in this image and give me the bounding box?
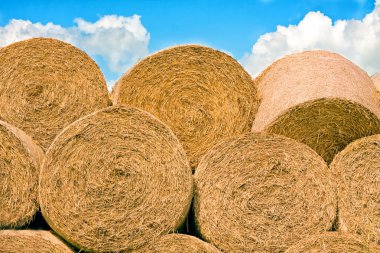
[330,134,380,245]
[39,106,193,252]
[136,234,222,253]
[252,50,380,164]
[194,132,336,253]
[285,232,378,253]
[0,120,44,228]
[0,38,110,151]
[112,45,258,169]
[0,230,73,253]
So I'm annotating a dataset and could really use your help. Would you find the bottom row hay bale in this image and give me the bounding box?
[194,132,336,253]
[0,230,73,253]
[331,134,380,246]
[38,106,193,252]
[285,232,379,253]
[135,234,221,253]
[0,120,44,228]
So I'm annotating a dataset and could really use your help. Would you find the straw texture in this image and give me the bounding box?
[252,50,380,164]
[0,38,110,150]
[330,134,380,245]
[136,234,222,253]
[0,120,44,228]
[194,132,336,253]
[285,232,378,253]
[0,230,73,253]
[39,106,193,252]
[112,45,258,169]
[371,73,380,99]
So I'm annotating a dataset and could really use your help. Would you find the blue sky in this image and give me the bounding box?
[0,0,379,87]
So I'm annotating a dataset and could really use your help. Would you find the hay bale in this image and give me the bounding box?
[252,50,380,164]
[0,230,73,252]
[136,234,221,253]
[194,132,336,253]
[330,134,380,245]
[112,45,258,169]
[285,232,378,253]
[371,72,380,98]
[39,106,193,252]
[0,120,44,228]
[0,38,110,150]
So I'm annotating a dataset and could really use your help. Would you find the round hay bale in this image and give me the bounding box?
[371,72,380,98]
[136,234,221,253]
[39,106,193,252]
[0,38,110,151]
[194,132,336,253]
[0,120,44,228]
[330,134,380,245]
[252,50,380,164]
[112,45,258,169]
[0,230,73,252]
[285,232,378,253]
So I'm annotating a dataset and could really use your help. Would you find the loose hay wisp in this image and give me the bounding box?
[39,106,193,252]
[112,45,259,169]
[194,132,336,253]
[252,50,380,164]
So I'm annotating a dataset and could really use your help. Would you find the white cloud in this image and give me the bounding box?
[0,15,150,76]
[242,1,380,76]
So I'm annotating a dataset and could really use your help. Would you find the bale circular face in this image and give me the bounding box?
[194,133,336,253]
[0,230,73,253]
[285,232,378,253]
[39,106,193,252]
[0,38,110,150]
[112,45,258,169]
[136,234,221,253]
[0,120,44,228]
[252,50,380,164]
[330,134,380,245]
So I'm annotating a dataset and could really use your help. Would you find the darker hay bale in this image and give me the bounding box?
[112,45,258,169]
[39,106,193,252]
[330,134,380,245]
[0,38,110,150]
[252,50,380,164]
[0,230,73,253]
[136,234,221,253]
[194,132,336,253]
[285,232,379,253]
[0,120,44,228]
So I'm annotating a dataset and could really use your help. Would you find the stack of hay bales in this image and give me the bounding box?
[112,45,259,169]
[194,132,336,253]
[252,50,380,164]
[331,134,380,245]
[3,37,380,252]
[0,230,74,252]
[0,120,44,228]
[38,106,193,252]
[0,38,110,151]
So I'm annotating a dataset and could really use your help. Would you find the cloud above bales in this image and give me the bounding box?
[0,15,150,75]
[242,1,380,76]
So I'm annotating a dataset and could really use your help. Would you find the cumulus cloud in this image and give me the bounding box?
[0,15,150,75]
[242,1,380,76]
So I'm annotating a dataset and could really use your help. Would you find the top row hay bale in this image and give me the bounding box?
[252,50,380,164]
[0,38,110,151]
[371,72,380,97]
[112,45,259,169]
